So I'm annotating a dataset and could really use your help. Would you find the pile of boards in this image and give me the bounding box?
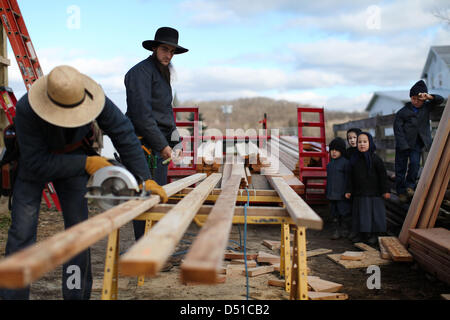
[212,140,305,193]
[268,136,322,176]
[396,100,450,284]
[407,228,450,285]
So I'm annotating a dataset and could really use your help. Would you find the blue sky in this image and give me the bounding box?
[7,0,450,114]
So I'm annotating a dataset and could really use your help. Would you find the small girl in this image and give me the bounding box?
[345,128,362,160]
[345,132,390,245]
[326,137,351,240]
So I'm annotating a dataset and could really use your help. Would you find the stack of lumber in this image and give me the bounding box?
[399,100,450,245]
[268,136,322,175]
[407,228,450,285]
[196,140,223,175]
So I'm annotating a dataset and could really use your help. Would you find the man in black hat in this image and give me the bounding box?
[393,80,444,203]
[125,27,188,240]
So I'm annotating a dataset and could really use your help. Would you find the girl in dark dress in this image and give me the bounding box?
[345,132,390,245]
[345,128,362,160]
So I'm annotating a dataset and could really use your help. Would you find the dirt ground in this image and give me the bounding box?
[0,194,449,301]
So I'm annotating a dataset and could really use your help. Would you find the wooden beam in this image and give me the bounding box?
[119,173,222,277]
[180,175,242,284]
[267,176,323,230]
[380,237,413,262]
[0,173,207,288]
[399,100,450,244]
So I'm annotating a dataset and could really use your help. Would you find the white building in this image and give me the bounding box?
[366,46,450,117]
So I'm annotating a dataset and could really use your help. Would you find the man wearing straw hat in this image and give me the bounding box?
[0,65,168,300]
[125,26,188,240]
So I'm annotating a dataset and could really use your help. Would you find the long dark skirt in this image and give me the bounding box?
[352,196,386,233]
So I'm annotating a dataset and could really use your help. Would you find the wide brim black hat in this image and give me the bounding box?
[143,27,188,54]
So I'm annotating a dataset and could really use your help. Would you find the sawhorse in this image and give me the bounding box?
[101,196,309,300]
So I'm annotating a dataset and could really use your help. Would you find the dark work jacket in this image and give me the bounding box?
[15,94,151,183]
[393,94,444,151]
[345,147,358,160]
[346,153,389,197]
[326,156,350,200]
[125,56,179,152]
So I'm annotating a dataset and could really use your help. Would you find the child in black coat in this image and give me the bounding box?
[345,132,390,245]
[345,128,362,160]
[326,137,351,240]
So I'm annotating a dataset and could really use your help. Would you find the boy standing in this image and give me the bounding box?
[393,80,444,203]
[326,137,351,240]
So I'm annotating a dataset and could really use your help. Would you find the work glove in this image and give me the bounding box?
[85,156,113,176]
[142,179,168,203]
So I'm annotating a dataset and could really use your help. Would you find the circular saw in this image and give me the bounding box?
[85,165,150,210]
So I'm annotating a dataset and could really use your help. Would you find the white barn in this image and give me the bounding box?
[366,46,450,117]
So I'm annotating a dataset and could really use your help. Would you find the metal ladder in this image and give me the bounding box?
[0,0,61,211]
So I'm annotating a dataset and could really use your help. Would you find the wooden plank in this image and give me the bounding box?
[267,176,323,230]
[408,228,450,256]
[214,140,223,164]
[232,162,248,188]
[307,248,333,257]
[230,260,257,267]
[0,173,207,289]
[399,100,450,244]
[327,251,391,269]
[236,142,248,159]
[409,247,450,285]
[418,135,450,228]
[340,251,364,261]
[220,163,232,189]
[378,237,393,260]
[408,238,450,269]
[353,242,377,252]
[119,173,221,277]
[180,174,242,284]
[427,158,450,228]
[245,167,252,185]
[308,291,348,300]
[244,265,275,277]
[307,276,343,293]
[262,240,281,251]
[224,251,258,260]
[380,237,413,262]
[257,251,280,264]
[408,236,450,264]
[268,279,285,288]
[441,294,450,300]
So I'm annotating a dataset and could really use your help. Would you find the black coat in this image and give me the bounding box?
[346,153,389,197]
[125,56,179,152]
[326,156,350,200]
[393,94,444,151]
[15,94,151,183]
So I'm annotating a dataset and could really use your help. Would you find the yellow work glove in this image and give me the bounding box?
[142,179,168,203]
[85,156,113,176]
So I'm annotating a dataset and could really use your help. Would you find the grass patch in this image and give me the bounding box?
[0,214,11,231]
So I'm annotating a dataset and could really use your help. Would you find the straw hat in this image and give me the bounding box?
[28,65,105,128]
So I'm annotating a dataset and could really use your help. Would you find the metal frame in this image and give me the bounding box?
[101,192,309,301]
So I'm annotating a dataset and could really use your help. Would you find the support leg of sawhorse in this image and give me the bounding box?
[280,223,291,293]
[102,229,120,300]
[290,226,308,300]
[137,219,154,286]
